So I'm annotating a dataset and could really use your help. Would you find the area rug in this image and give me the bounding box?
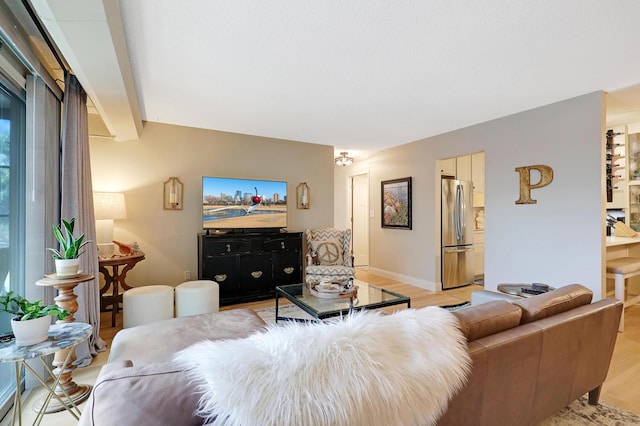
[256,304,315,323]
[539,396,640,425]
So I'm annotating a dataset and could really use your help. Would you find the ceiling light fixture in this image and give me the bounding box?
[335,152,353,166]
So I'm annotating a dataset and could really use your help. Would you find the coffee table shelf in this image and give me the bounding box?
[275,280,411,322]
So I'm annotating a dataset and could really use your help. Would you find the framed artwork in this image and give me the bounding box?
[381,177,412,229]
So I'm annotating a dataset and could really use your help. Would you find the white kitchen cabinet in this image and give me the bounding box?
[438,158,456,176]
[471,152,485,193]
[456,155,472,182]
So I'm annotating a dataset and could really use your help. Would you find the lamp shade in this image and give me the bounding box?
[94,192,127,220]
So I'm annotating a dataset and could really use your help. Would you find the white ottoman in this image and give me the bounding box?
[175,280,220,317]
[123,285,174,328]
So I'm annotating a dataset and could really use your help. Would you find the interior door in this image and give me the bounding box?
[351,173,369,266]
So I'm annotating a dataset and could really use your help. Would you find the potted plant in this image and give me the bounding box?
[47,218,91,277]
[0,291,69,346]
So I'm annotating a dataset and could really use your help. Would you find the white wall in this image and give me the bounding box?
[336,92,606,298]
[90,122,334,286]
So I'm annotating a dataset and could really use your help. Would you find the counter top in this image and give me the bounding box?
[606,235,640,247]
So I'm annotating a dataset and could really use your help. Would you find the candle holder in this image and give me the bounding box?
[163,177,183,210]
[296,182,310,209]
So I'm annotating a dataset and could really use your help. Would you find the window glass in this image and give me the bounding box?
[0,82,26,420]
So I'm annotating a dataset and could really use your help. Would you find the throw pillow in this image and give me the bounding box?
[174,308,471,426]
[310,238,343,265]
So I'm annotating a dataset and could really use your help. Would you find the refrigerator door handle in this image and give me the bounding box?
[444,246,474,253]
[460,184,466,238]
[455,184,466,241]
[454,185,460,241]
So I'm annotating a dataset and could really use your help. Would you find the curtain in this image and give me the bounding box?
[61,73,106,365]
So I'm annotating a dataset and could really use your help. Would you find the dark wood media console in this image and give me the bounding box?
[198,231,303,305]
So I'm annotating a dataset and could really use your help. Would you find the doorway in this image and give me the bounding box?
[350,173,369,267]
[437,153,485,288]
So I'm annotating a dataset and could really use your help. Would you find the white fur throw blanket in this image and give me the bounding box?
[174,308,470,426]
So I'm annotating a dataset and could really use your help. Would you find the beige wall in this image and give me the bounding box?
[336,92,605,298]
[90,122,334,286]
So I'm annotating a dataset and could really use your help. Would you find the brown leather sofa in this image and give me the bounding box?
[440,284,622,425]
[79,284,621,426]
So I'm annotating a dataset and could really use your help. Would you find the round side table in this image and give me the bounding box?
[0,322,92,425]
[35,273,95,412]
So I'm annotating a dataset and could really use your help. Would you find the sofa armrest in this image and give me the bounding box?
[78,361,202,426]
[98,360,133,376]
[453,300,522,341]
[471,290,521,305]
[109,308,266,364]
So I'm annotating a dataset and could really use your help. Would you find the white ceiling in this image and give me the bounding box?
[31,0,640,158]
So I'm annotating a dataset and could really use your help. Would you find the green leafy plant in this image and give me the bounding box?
[47,218,91,260]
[0,290,69,321]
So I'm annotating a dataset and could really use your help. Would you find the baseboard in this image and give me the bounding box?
[367,267,437,292]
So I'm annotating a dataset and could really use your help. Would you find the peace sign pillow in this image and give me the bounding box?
[310,239,344,266]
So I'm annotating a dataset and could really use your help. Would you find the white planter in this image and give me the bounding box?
[55,258,80,277]
[11,315,51,346]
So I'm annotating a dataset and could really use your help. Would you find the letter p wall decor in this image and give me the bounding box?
[515,165,554,204]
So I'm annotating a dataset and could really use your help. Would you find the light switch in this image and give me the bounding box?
[370,209,375,218]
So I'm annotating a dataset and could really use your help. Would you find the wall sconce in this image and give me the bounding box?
[163,177,183,210]
[296,182,310,209]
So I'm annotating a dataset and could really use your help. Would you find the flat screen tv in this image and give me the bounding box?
[202,176,287,231]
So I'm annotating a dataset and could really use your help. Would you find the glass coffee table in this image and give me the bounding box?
[275,280,411,323]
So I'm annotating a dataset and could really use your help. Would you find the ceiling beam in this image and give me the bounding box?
[31,0,142,141]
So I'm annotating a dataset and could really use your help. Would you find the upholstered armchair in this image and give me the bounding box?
[305,228,355,284]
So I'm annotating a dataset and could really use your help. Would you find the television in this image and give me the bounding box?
[202,176,287,231]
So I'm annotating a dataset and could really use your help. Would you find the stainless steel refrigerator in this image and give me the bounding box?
[441,179,475,289]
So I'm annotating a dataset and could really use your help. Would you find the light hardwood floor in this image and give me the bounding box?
[3,269,639,425]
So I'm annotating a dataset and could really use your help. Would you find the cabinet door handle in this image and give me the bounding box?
[283,267,294,274]
[214,274,227,282]
[251,271,263,279]
[226,244,231,252]
[281,241,285,249]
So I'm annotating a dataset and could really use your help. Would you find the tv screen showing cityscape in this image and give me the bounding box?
[202,177,287,229]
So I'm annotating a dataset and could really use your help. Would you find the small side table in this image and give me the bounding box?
[99,253,145,327]
[35,273,95,413]
[0,322,92,426]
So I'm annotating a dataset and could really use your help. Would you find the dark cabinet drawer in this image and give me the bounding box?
[263,236,302,251]
[202,238,253,254]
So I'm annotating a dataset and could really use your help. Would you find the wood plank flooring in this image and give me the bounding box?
[2,268,638,425]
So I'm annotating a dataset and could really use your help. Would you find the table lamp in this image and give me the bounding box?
[93,192,127,258]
